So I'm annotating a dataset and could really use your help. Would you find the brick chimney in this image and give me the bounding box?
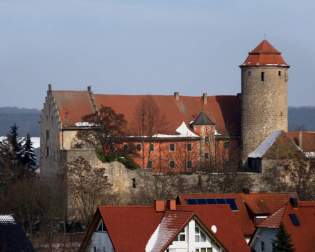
[167,200,176,211]
[155,200,166,212]
[174,92,180,101]
[202,93,207,105]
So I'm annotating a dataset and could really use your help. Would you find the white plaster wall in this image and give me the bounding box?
[251,228,278,252]
[88,231,114,252]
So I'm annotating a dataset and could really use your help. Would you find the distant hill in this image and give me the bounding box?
[0,107,40,137]
[288,107,315,131]
[0,106,314,137]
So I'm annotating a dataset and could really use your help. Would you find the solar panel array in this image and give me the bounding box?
[186,198,238,211]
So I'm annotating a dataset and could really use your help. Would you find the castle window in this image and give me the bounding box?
[278,70,282,76]
[123,144,128,152]
[224,141,230,149]
[46,130,49,141]
[205,153,209,159]
[187,143,192,151]
[169,143,176,152]
[132,178,136,188]
[149,143,154,151]
[46,146,49,157]
[147,160,153,169]
[186,160,192,169]
[169,160,175,169]
[248,70,251,76]
[261,72,265,81]
[136,144,142,151]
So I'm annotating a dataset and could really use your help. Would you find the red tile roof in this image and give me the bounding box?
[177,192,292,236]
[241,40,289,67]
[286,131,315,152]
[257,201,315,251]
[51,90,241,136]
[81,204,250,252]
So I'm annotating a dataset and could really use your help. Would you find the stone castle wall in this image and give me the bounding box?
[241,66,288,161]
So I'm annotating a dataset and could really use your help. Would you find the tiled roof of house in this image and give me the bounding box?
[177,192,292,236]
[256,200,315,251]
[50,90,241,136]
[81,203,250,252]
[241,40,289,67]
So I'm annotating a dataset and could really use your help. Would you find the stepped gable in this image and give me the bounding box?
[242,40,289,67]
[51,90,94,127]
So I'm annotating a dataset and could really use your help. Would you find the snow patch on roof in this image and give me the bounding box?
[74,121,95,127]
[145,223,160,252]
[152,122,199,138]
[248,130,282,158]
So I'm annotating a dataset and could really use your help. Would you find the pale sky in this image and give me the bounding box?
[1,0,315,108]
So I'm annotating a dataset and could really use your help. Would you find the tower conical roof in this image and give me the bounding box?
[192,111,215,126]
[241,40,289,67]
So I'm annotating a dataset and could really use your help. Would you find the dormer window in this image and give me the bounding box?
[195,225,206,242]
[174,229,186,241]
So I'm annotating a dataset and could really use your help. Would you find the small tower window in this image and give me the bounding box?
[278,71,282,76]
[261,72,265,81]
[132,178,136,188]
[248,71,251,76]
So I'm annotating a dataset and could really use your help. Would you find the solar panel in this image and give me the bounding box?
[216,198,226,204]
[186,198,238,211]
[289,214,300,226]
[226,198,238,211]
[206,198,216,204]
[187,199,198,205]
[197,199,207,204]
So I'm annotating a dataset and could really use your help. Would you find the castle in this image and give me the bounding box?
[40,40,315,215]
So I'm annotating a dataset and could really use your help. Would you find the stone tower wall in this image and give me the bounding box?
[241,66,289,161]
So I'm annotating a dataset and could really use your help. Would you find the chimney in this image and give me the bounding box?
[167,200,176,211]
[202,93,207,105]
[174,92,180,101]
[155,200,166,212]
[290,197,298,208]
[47,84,52,94]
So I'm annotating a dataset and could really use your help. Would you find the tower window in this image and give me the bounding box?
[278,71,282,76]
[132,178,136,188]
[261,72,265,81]
[187,143,192,151]
[248,71,251,76]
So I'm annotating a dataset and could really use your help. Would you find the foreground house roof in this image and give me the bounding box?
[241,40,289,67]
[80,202,250,252]
[254,200,315,251]
[49,89,241,136]
[177,192,292,237]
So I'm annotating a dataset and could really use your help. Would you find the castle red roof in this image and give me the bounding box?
[241,40,289,67]
[177,192,292,236]
[80,204,250,252]
[50,90,241,136]
[256,201,315,251]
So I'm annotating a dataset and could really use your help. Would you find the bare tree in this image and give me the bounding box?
[132,96,169,169]
[67,157,114,225]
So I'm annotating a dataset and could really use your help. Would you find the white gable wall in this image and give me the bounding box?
[250,228,278,252]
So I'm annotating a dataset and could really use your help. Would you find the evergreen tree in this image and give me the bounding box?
[7,124,23,162]
[21,133,36,171]
[273,224,295,252]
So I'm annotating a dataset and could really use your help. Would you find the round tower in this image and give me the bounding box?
[240,40,289,163]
